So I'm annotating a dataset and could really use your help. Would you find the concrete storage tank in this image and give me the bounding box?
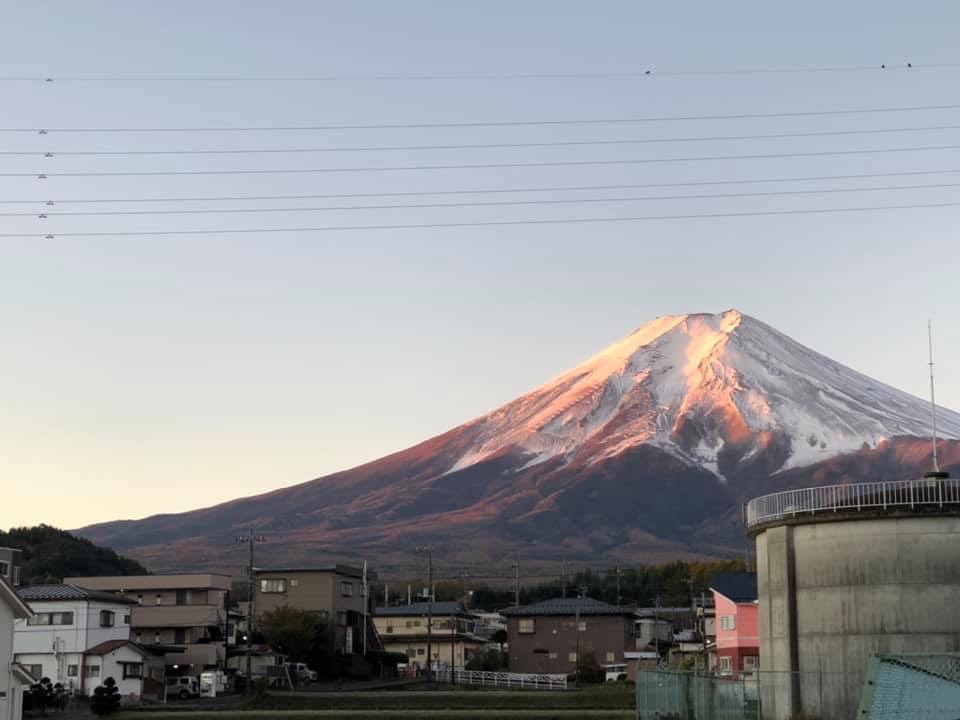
[747,475,960,719]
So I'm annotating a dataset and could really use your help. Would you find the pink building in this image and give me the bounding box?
[710,572,758,676]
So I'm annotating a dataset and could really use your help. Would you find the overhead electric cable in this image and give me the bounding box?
[12,123,960,157]
[8,200,960,238]
[8,181,960,218]
[7,102,960,133]
[7,167,960,205]
[0,61,954,82]
[12,142,960,177]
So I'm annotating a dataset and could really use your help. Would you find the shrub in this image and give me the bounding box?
[91,677,121,716]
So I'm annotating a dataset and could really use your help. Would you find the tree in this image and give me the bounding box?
[491,628,508,654]
[91,677,121,716]
[259,605,325,662]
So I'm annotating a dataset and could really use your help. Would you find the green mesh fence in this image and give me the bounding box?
[857,653,960,719]
[636,670,760,720]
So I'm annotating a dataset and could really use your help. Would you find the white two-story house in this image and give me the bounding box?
[1,578,34,720]
[12,584,164,700]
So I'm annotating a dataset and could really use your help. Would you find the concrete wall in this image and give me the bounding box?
[755,515,960,720]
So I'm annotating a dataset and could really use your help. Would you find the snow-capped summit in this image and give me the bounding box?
[448,309,960,479]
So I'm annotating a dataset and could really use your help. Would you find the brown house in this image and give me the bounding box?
[253,566,378,656]
[502,597,635,675]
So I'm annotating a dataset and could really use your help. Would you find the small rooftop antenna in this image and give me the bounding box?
[926,320,947,478]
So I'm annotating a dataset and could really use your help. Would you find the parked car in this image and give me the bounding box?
[166,675,200,699]
[604,663,628,682]
[285,662,318,682]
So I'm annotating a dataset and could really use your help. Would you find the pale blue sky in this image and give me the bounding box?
[3,1,960,530]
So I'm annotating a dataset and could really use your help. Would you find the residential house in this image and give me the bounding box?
[225,645,287,686]
[253,566,378,657]
[501,597,634,675]
[1,578,33,720]
[372,602,487,671]
[710,572,759,677]
[12,584,168,699]
[0,550,23,588]
[67,573,232,674]
[633,614,673,653]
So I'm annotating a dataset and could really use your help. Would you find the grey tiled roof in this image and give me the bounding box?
[17,584,137,604]
[374,602,467,616]
[500,597,631,617]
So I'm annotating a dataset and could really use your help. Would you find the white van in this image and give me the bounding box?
[166,675,199,699]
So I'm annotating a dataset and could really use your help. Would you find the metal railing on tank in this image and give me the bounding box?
[745,477,960,529]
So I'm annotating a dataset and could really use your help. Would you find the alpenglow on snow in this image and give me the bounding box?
[447,310,960,480]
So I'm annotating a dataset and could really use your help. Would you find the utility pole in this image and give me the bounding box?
[362,561,368,657]
[654,595,661,664]
[236,529,265,692]
[417,546,434,681]
[574,606,581,687]
[561,559,567,598]
[512,556,520,607]
[928,320,941,474]
[615,566,622,608]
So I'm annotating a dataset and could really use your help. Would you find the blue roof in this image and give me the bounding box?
[709,572,758,603]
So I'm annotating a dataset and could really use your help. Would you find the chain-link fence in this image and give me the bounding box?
[857,653,960,719]
[636,670,760,720]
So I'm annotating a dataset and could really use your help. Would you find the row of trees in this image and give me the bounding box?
[387,559,747,610]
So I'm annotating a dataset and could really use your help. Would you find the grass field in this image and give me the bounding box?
[118,685,636,720]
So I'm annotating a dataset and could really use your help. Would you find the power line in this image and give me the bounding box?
[8,102,960,133]
[8,200,960,238]
[9,181,960,218]
[0,61,951,82]
[12,142,960,178]
[11,123,960,157]
[7,167,960,205]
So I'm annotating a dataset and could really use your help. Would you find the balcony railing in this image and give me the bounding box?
[745,478,960,529]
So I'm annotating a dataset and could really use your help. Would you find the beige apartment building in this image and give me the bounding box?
[372,602,487,670]
[67,573,233,673]
[253,566,375,656]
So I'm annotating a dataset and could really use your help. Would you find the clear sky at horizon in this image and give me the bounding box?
[3,1,960,531]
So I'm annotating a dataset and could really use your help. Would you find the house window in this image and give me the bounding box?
[0,561,8,576]
[417,648,425,656]
[386,626,394,634]
[154,632,161,644]
[12,566,21,585]
[122,663,143,679]
[100,610,115,627]
[67,665,78,677]
[405,620,413,628]
[260,579,287,594]
[135,633,142,643]
[124,615,131,625]
[137,594,143,605]
[85,664,101,678]
[289,578,300,588]
[175,590,188,606]
[606,651,616,663]
[578,621,587,631]
[28,665,43,680]
[720,615,736,631]
[406,648,416,658]
[336,611,347,626]
[155,593,162,605]
[548,652,557,660]
[174,629,187,644]
[568,652,578,663]
[340,581,353,597]
[518,619,536,634]
[719,656,732,675]
[27,612,74,626]
[743,656,757,673]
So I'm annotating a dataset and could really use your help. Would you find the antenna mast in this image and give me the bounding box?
[928,320,940,473]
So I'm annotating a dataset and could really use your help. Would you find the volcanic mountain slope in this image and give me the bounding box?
[77,310,960,571]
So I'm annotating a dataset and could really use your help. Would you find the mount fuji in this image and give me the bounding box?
[77,310,960,572]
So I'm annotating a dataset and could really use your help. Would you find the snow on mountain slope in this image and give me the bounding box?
[448,310,960,478]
